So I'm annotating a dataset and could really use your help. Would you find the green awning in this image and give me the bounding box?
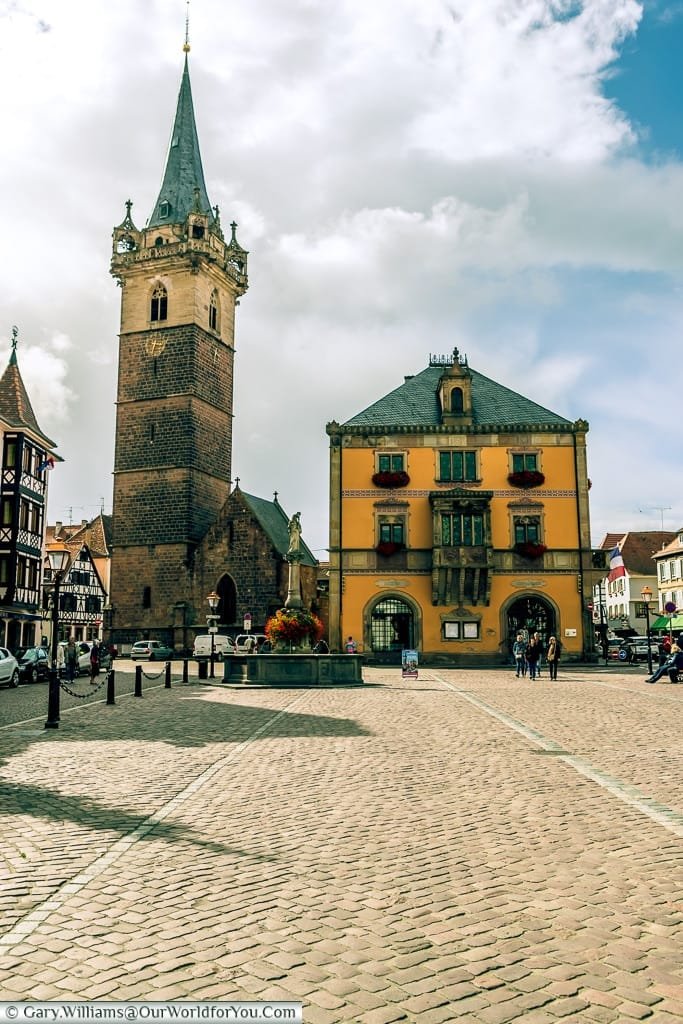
[651,613,683,631]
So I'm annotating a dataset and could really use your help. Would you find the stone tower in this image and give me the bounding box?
[109,51,248,647]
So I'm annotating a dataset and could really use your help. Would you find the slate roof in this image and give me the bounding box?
[344,365,573,430]
[0,349,56,448]
[241,491,318,567]
[148,56,215,229]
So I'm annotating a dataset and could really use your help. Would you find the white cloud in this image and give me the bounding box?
[1,0,682,551]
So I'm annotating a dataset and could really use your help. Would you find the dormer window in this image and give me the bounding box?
[150,284,168,322]
[159,201,171,218]
[450,388,464,413]
[191,224,205,240]
[209,290,220,332]
[154,237,164,247]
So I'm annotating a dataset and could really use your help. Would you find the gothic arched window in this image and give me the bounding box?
[150,284,168,323]
[209,290,220,332]
[450,387,464,413]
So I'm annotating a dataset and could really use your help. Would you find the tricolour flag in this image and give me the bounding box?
[607,545,626,582]
[37,456,55,473]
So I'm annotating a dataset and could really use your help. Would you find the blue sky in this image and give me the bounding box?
[0,0,681,556]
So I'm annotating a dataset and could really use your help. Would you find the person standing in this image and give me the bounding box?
[533,632,544,677]
[546,635,562,680]
[525,636,541,680]
[512,634,527,677]
[65,637,78,682]
[89,641,100,682]
[344,636,357,654]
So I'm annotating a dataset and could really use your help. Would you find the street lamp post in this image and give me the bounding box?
[641,585,653,676]
[207,591,219,679]
[44,546,72,730]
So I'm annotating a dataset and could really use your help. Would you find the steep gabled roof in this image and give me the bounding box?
[599,531,675,573]
[148,56,214,229]
[344,364,573,429]
[0,348,56,448]
[241,491,318,567]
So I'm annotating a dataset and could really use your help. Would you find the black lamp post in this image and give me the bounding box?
[641,585,653,676]
[44,546,71,730]
[207,590,219,679]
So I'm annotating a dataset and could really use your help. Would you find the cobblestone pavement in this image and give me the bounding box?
[0,666,681,1022]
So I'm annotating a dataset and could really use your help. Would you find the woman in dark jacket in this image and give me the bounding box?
[546,636,562,680]
[525,637,541,680]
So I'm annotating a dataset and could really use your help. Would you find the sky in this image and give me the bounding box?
[1,0,682,558]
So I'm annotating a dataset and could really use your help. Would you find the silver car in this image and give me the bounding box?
[0,647,20,688]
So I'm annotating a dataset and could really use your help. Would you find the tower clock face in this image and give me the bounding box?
[145,336,167,357]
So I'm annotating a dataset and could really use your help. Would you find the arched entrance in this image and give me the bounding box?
[216,575,237,627]
[369,596,416,654]
[505,595,556,655]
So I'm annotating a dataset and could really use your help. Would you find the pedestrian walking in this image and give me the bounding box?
[533,632,544,677]
[546,635,562,680]
[525,636,541,680]
[512,633,527,677]
[56,642,66,678]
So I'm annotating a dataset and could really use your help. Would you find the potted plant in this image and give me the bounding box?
[372,470,410,488]
[507,470,545,489]
[514,541,547,559]
[264,609,324,652]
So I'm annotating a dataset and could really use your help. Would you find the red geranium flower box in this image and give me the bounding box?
[514,541,547,559]
[375,541,405,557]
[508,470,545,489]
[372,470,410,488]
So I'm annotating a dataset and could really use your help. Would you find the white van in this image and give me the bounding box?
[235,634,267,653]
[193,634,235,661]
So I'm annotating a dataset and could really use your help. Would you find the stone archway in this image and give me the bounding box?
[368,595,417,655]
[504,595,557,658]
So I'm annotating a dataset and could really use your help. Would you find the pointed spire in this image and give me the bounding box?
[147,53,213,229]
[0,328,56,447]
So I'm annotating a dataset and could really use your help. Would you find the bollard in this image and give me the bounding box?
[198,660,208,680]
[134,663,142,697]
[106,668,116,706]
[182,659,189,684]
[165,661,171,688]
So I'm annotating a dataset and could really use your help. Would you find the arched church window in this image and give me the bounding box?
[209,290,220,332]
[154,237,164,247]
[150,284,168,323]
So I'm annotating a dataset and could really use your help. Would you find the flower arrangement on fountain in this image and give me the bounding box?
[265,608,325,651]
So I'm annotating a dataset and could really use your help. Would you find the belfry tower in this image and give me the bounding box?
[109,44,248,646]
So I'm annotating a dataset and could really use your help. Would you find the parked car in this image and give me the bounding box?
[16,646,50,684]
[0,647,20,688]
[130,640,174,661]
[193,634,235,661]
[619,637,654,663]
[234,634,268,653]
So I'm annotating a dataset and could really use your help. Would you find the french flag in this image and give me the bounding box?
[38,456,55,473]
[608,545,626,582]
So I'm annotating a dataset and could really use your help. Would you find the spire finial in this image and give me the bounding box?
[10,326,18,365]
[183,0,190,53]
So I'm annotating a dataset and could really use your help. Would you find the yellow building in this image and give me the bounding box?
[326,349,594,663]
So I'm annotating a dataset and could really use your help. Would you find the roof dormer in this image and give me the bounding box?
[433,348,474,427]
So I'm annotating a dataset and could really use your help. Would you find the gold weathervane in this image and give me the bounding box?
[183,1,191,53]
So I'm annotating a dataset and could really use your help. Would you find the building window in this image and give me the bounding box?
[0,557,9,585]
[4,441,16,469]
[377,453,405,473]
[439,451,477,483]
[1,497,13,526]
[191,223,205,239]
[443,621,480,640]
[150,284,168,322]
[142,586,151,608]
[85,595,102,614]
[450,388,464,413]
[512,452,538,472]
[441,511,484,546]
[514,516,541,545]
[159,201,171,218]
[379,522,405,545]
[209,290,220,332]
